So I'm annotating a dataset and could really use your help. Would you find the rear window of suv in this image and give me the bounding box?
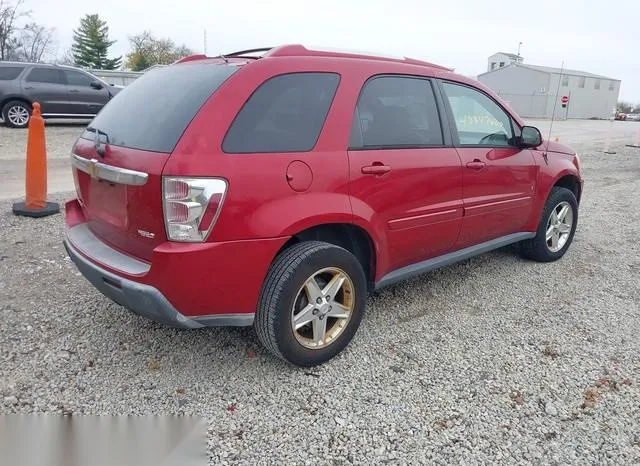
[0,66,24,80]
[83,63,239,153]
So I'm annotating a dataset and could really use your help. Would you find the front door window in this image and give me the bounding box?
[442,82,515,147]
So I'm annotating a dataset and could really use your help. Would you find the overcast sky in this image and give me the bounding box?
[25,0,640,102]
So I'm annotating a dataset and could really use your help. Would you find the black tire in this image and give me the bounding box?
[2,100,31,128]
[520,186,578,262]
[255,241,367,367]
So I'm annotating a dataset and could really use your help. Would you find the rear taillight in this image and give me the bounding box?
[162,177,227,242]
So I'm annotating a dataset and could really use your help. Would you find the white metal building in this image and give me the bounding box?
[477,54,621,119]
[487,52,523,71]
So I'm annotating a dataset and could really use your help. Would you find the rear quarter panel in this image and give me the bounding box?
[165,58,354,243]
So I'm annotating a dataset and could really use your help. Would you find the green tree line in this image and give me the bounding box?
[1,1,194,70]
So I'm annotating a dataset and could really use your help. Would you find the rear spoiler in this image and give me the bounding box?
[174,48,275,65]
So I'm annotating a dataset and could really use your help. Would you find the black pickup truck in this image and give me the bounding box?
[0,62,122,128]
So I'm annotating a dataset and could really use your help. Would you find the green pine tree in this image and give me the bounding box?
[71,14,122,70]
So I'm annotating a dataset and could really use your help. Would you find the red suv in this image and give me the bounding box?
[63,45,583,366]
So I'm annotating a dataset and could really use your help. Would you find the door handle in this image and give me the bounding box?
[361,163,391,175]
[69,89,80,93]
[23,86,34,90]
[466,159,486,170]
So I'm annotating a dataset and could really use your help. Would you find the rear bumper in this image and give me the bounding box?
[64,237,254,328]
[63,199,289,328]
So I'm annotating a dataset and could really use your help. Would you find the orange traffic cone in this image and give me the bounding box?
[12,102,60,217]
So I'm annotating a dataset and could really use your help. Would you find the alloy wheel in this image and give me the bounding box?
[291,267,355,349]
[546,201,573,252]
[7,105,29,126]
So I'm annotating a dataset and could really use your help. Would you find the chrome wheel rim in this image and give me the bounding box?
[546,201,573,252]
[7,106,29,126]
[291,267,355,350]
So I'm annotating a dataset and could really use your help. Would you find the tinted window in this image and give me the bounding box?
[442,82,514,147]
[350,76,443,149]
[26,68,63,84]
[64,70,93,87]
[223,72,340,153]
[83,63,238,153]
[0,66,24,80]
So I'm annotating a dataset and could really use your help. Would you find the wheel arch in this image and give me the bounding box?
[552,173,582,205]
[1,95,33,113]
[530,169,582,231]
[275,223,377,292]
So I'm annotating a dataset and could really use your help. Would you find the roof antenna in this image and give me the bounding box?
[543,60,564,165]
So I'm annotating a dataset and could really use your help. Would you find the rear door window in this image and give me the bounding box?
[25,68,63,84]
[0,66,24,80]
[349,75,444,149]
[64,70,93,87]
[83,63,239,153]
[222,72,340,153]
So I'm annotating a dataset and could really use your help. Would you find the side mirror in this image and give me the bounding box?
[90,81,103,90]
[519,125,542,147]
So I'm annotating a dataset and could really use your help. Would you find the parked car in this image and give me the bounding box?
[626,113,640,121]
[63,45,583,366]
[0,61,122,128]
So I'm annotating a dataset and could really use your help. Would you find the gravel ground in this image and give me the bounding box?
[1,136,640,464]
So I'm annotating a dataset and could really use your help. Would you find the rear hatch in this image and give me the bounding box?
[71,61,239,262]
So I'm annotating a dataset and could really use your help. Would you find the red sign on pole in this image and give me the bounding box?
[561,95,569,104]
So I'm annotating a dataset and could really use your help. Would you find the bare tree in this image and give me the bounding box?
[53,47,74,65]
[0,0,29,60]
[125,31,194,71]
[14,22,55,61]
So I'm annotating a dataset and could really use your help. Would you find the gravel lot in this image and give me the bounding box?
[1,122,640,464]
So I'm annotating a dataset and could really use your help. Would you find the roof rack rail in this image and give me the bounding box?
[264,44,453,71]
[172,45,453,71]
